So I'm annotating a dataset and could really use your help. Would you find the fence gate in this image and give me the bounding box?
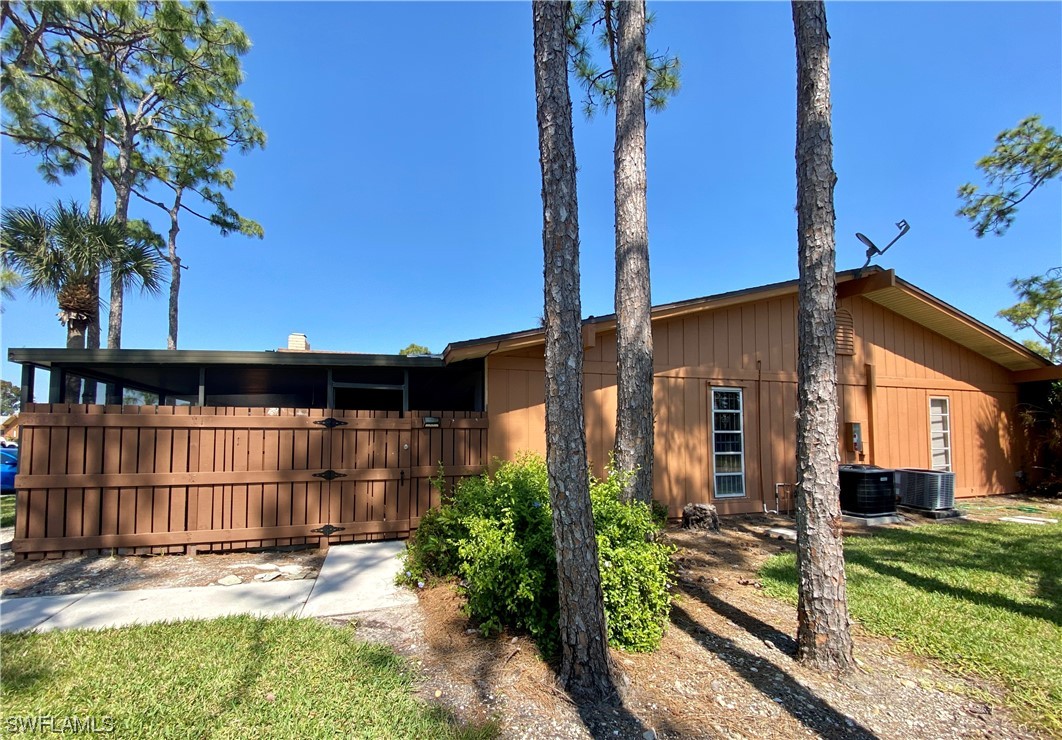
[11,405,488,560]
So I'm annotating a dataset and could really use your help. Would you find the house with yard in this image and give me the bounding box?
[7,267,1060,559]
[1,413,19,443]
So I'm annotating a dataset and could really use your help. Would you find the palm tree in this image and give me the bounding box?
[1,201,164,400]
[0,266,21,310]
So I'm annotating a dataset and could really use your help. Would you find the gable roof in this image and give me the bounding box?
[443,267,1053,374]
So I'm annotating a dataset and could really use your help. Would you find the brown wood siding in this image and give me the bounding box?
[487,292,1023,515]
[11,405,487,559]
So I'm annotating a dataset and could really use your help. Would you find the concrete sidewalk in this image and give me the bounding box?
[0,540,416,633]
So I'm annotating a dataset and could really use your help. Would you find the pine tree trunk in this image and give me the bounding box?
[107,185,131,350]
[533,0,618,702]
[82,131,105,402]
[792,0,854,675]
[613,0,654,504]
[167,190,183,350]
[107,130,135,350]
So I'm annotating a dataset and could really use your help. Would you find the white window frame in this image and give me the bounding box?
[929,396,952,472]
[711,387,746,498]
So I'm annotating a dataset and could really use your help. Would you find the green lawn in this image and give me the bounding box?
[1,494,14,528]
[760,521,1062,735]
[1,616,496,740]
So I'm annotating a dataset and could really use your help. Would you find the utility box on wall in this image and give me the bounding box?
[844,422,863,454]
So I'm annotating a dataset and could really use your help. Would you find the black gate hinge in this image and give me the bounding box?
[314,417,348,428]
[312,524,346,537]
[313,470,347,481]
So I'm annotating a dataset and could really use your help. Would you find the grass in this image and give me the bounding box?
[1,494,14,528]
[0,616,497,740]
[760,521,1062,735]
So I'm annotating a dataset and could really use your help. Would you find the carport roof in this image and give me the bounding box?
[7,348,444,398]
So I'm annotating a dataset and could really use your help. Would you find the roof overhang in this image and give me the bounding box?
[444,268,1052,374]
[8,348,446,398]
[859,276,1049,373]
[9,348,444,370]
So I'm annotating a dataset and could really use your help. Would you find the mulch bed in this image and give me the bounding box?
[349,509,1044,739]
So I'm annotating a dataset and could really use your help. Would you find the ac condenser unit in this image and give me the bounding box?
[838,465,897,517]
[896,468,955,511]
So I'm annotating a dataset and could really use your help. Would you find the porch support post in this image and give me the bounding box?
[20,365,34,408]
[48,367,66,403]
[198,367,206,406]
[105,384,123,405]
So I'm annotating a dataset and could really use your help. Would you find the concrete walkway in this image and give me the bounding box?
[0,540,416,634]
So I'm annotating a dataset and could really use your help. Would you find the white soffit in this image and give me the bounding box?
[863,286,1044,372]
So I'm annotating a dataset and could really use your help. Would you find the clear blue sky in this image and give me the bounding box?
[3,1,1060,397]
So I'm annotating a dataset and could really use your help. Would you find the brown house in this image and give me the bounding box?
[6,267,1059,558]
[444,267,1058,516]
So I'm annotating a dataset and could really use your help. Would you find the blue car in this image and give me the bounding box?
[1,446,17,494]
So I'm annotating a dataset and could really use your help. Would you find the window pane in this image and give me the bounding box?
[714,391,740,411]
[714,433,742,453]
[930,398,949,415]
[709,456,743,473]
[714,412,741,432]
[715,474,744,496]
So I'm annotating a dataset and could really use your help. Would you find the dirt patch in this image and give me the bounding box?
[347,510,1044,739]
[0,547,323,598]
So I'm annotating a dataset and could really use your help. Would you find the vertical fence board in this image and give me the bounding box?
[63,425,86,557]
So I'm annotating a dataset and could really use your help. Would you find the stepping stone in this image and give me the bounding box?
[217,575,243,586]
[254,572,281,582]
[767,527,797,541]
[278,565,304,575]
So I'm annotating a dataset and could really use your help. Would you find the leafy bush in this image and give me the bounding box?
[399,454,674,653]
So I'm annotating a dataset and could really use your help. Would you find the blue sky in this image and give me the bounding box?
[2,1,1060,396]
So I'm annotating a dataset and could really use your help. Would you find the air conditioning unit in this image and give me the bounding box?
[838,465,897,517]
[896,468,955,511]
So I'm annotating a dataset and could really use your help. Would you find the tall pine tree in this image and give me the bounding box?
[792,0,854,674]
[533,0,618,701]
[567,1,679,503]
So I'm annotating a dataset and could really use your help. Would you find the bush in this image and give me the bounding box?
[400,454,674,654]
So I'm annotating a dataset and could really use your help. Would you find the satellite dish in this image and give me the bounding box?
[857,220,910,275]
[856,233,878,254]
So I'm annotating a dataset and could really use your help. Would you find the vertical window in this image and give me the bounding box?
[929,397,951,472]
[712,388,746,498]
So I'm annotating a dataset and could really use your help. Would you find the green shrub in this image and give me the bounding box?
[400,454,674,654]
[591,472,675,651]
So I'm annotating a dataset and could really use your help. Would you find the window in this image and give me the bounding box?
[929,397,951,471]
[712,387,746,498]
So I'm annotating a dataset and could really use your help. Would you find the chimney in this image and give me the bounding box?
[287,333,310,351]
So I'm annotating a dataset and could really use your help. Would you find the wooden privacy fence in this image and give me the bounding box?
[12,405,488,560]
